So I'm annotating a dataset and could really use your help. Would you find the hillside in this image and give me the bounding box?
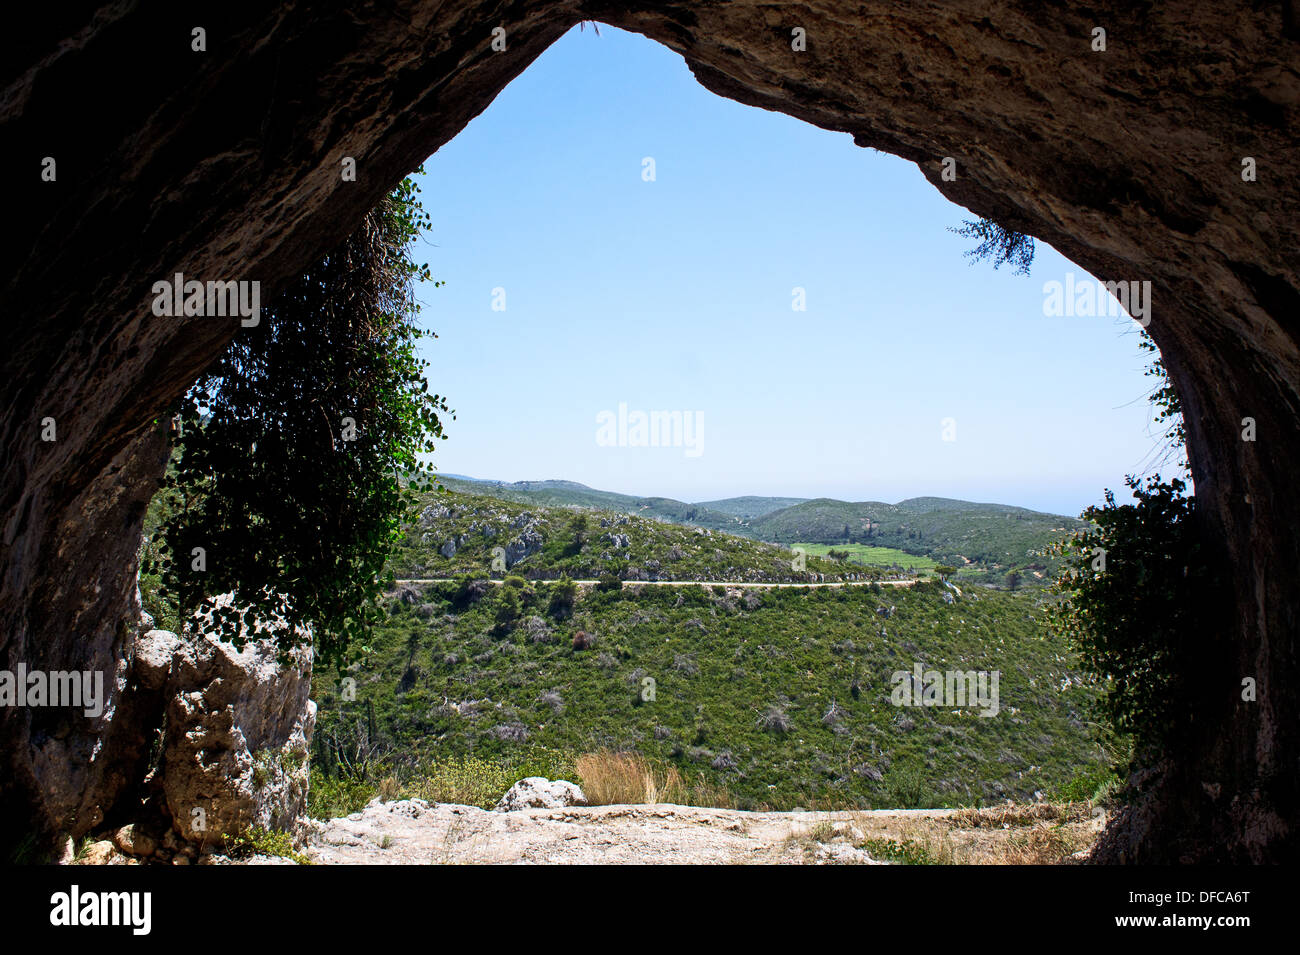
[434,475,744,533]
[748,497,1087,579]
[431,476,1086,583]
[312,577,1108,811]
[694,495,809,519]
[390,488,883,584]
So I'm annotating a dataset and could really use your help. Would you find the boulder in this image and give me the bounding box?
[494,777,588,812]
[110,824,157,857]
[504,528,543,567]
[134,600,315,849]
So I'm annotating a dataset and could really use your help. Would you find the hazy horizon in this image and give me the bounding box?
[438,471,1090,519]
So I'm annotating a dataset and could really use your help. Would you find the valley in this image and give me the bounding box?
[306,479,1111,822]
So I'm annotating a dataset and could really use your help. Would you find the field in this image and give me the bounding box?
[795,542,940,573]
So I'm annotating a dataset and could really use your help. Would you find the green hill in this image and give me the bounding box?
[391,488,883,584]
[694,495,810,519]
[434,476,745,534]
[312,576,1108,810]
[431,476,1086,583]
[747,497,1086,581]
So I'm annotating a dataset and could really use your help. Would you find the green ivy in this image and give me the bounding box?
[1048,476,1227,763]
[146,171,452,669]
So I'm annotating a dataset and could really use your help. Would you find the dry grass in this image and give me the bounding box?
[950,801,1092,829]
[576,751,683,805]
[575,750,734,808]
[999,823,1091,864]
[840,803,1104,865]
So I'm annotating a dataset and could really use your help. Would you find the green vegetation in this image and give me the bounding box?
[1049,476,1228,765]
[142,174,451,666]
[390,488,879,584]
[796,542,939,573]
[226,827,314,865]
[431,479,1084,586]
[436,477,735,527]
[949,217,1035,275]
[312,570,1108,811]
[860,837,943,865]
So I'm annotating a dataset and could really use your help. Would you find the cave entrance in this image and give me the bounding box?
[4,3,1297,864]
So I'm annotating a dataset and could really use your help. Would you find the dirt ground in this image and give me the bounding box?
[299,799,1106,865]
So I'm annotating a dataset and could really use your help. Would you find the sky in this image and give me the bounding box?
[411,25,1173,518]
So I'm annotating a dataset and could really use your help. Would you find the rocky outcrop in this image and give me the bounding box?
[494,777,588,811]
[145,619,314,847]
[504,527,544,567]
[3,1,1300,861]
[94,607,314,863]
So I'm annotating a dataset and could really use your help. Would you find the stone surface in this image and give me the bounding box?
[140,608,315,847]
[302,801,1105,865]
[111,824,157,858]
[495,777,589,811]
[2,1,1299,861]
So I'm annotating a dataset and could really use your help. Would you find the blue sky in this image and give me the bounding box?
[411,25,1171,517]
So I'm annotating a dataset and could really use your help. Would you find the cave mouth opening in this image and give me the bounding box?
[408,22,1176,517]
[4,3,1296,863]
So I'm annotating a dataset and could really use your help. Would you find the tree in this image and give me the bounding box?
[596,565,624,593]
[949,217,1035,275]
[1138,330,1188,473]
[548,575,578,619]
[564,514,589,557]
[148,172,452,668]
[1004,569,1022,591]
[1048,476,1228,764]
[493,586,522,632]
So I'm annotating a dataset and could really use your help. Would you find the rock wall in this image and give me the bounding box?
[135,621,315,851]
[3,2,1298,860]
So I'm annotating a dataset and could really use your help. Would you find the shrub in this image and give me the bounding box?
[757,705,792,734]
[547,575,578,618]
[1048,476,1229,763]
[226,827,313,865]
[307,768,376,820]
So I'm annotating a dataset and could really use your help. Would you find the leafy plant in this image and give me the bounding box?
[949,217,1035,275]
[146,173,452,668]
[1048,476,1228,763]
[226,827,313,865]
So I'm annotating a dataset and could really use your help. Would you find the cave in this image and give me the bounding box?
[2,1,1298,862]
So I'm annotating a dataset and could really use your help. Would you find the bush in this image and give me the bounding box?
[146,176,451,668]
[757,705,792,734]
[226,827,313,864]
[307,768,377,820]
[547,575,578,618]
[1049,476,1228,763]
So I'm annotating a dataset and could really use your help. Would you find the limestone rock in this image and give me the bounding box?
[134,602,315,848]
[111,823,157,857]
[494,777,588,812]
[505,528,543,567]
